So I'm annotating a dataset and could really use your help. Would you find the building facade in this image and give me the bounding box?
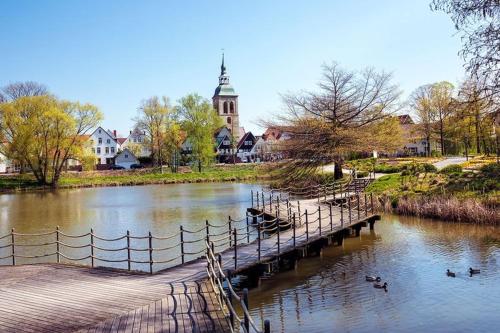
[89,127,119,166]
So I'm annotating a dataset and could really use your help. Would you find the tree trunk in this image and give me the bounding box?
[198,160,201,172]
[426,135,431,157]
[440,120,445,155]
[334,160,343,180]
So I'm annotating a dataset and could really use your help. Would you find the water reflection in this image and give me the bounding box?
[247,215,500,333]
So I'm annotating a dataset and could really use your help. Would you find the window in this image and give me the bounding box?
[125,154,128,158]
[223,101,228,114]
[106,139,110,144]
[97,147,101,154]
[98,129,101,134]
[111,147,115,153]
[105,147,109,154]
[230,101,235,113]
[223,140,230,145]
[227,117,231,124]
[98,138,102,144]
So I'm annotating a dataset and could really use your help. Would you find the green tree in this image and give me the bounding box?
[431,81,454,155]
[410,84,435,157]
[0,95,102,187]
[177,94,222,172]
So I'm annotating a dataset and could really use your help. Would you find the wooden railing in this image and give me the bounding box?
[206,240,270,333]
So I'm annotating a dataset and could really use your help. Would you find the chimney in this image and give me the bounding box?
[113,130,117,138]
[130,130,132,134]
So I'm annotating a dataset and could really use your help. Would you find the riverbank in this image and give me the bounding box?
[365,162,500,224]
[0,164,268,193]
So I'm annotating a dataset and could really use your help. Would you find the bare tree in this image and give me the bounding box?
[410,84,435,157]
[1,81,49,101]
[268,62,401,180]
[431,0,500,97]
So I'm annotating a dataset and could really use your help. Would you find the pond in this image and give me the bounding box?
[0,183,260,270]
[246,215,500,333]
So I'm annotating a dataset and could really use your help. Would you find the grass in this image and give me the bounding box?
[0,164,266,193]
[365,162,500,224]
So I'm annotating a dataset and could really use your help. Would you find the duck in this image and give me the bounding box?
[365,275,381,282]
[469,267,480,274]
[374,282,388,290]
[446,269,456,277]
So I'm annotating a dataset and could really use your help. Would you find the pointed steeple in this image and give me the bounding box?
[221,52,226,75]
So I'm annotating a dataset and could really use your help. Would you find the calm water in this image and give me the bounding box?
[0,183,260,269]
[247,215,500,333]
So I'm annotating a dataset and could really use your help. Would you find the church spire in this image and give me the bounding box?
[221,52,226,75]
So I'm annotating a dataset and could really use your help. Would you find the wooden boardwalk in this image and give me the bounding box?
[0,264,229,333]
[0,182,377,333]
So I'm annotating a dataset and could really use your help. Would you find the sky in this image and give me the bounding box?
[0,0,465,136]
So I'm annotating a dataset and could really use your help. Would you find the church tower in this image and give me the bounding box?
[213,53,240,142]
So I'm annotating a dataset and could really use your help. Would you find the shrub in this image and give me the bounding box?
[422,163,438,173]
[355,171,369,178]
[439,164,463,174]
[480,163,500,177]
[374,163,401,173]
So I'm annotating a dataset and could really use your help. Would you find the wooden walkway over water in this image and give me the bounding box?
[0,179,377,333]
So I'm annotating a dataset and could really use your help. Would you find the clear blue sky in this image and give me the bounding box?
[0,0,464,135]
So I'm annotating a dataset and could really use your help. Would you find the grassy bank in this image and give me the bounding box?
[0,164,267,193]
[365,162,500,224]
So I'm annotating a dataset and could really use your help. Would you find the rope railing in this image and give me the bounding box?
[206,240,270,333]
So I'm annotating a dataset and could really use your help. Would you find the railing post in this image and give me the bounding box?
[305,210,309,243]
[251,189,254,208]
[370,192,374,213]
[226,269,234,328]
[357,194,360,220]
[228,217,232,248]
[148,231,153,274]
[269,194,272,213]
[256,191,260,209]
[90,228,94,268]
[246,213,250,243]
[318,206,322,236]
[179,226,185,265]
[348,198,352,225]
[11,228,15,266]
[233,228,237,270]
[277,208,281,260]
[257,221,261,262]
[329,204,333,231]
[264,320,271,333]
[206,220,210,244]
[127,230,131,270]
[243,288,250,332]
[292,213,296,249]
[261,192,264,212]
[297,201,301,226]
[56,226,60,264]
[340,200,344,228]
[365,193,368,217]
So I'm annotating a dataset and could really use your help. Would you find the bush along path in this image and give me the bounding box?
[365,162,499,224]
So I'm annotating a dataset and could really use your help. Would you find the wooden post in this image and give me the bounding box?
[127,230,131,270]
[257,221,261,262]
[269,194,272,213]
[233,228,237,270]
[264,320,271,333]
[348,198,352,225]
[318,206,322,236]
[357,194,360,220]
[261,192,264,211]
[276,208,281,260]
[256,191,260,209]
[305,210,309,243]
[246,213,250,243]
[206,220,210,244]
[370,193,374,212]
[365,193,368,217]
[243,288,250,332]
[329,203,333,231]
[148,231,153,274]
[297,201,302,226]
[227,269,234,327]
[293,213,296,249]
[11,228,15,266]
[179,226,185,265]
[56,226,60,264]
[90,228,94,268]
[228,217,232,247]
[340,200,344,228]
[251,190,254,208]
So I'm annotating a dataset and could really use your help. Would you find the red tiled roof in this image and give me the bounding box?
[116,138,127,145]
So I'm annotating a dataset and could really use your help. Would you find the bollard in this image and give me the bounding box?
[228,217,232,247]
[148,231,153,274]
[257,221,261,262]
[318,206,322,236]
[305,210,309,242]
[206,220,210,244]
[329,204,333,231]
[11,228,15,266]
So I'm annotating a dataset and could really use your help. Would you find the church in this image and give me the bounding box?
[212,54,243,143]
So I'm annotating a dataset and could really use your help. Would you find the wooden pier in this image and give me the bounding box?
[0,179,378,333]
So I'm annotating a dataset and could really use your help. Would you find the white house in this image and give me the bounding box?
[121,128,151,157]
[115,148,139,169]
[89,127,119,166]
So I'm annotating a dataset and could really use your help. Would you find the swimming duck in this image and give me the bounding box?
[446,269,456,277]
[469,267,480,274]
[365,275,381,282]
[374,282,388,290]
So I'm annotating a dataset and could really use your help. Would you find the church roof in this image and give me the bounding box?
[214,84,237,97]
